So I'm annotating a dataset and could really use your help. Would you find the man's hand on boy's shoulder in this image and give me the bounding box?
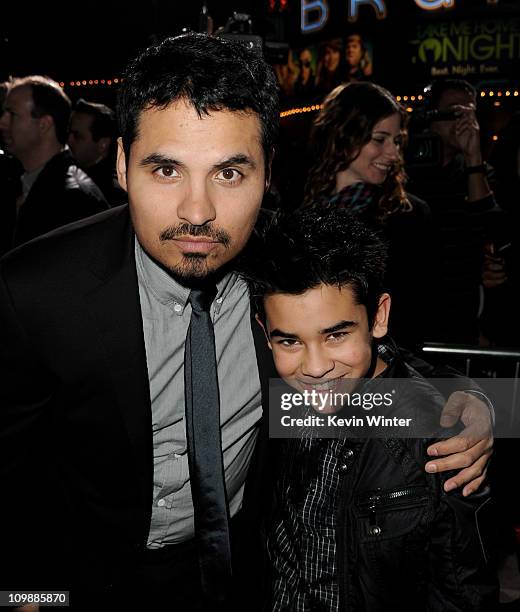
[424,391,493,497]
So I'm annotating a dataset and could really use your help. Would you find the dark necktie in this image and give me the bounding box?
[184,285,232,600]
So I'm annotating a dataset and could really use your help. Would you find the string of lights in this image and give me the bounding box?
[280,89,519,118]
[58,78,122,88]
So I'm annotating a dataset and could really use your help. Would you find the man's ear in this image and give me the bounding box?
[255,313,272,350]
[116,137,128,192]
[39,114,54,137]
[372,293,391,339]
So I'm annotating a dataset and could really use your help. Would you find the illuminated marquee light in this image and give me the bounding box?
[281,91,517,117]
[64,78,122,87]
[348,0,387,22]
[301,0,329,33]
[414,0,455,10]
[301,0,501,30]
[280,104,323,117]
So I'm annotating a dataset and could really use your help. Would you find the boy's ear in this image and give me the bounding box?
[255,313,272,350]
[372,293,391,339]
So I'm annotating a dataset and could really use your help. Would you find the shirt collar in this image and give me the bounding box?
[135,237,239,316]
[21,163,45,198]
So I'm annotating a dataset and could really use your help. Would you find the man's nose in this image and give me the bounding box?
[176,181,217,226]
[301,347,335,379]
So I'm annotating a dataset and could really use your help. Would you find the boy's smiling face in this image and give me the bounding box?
[262,283,391,394]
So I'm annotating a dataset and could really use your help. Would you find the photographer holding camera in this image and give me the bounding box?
[407,78,500,346]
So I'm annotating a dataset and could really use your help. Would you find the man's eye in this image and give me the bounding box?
[277,338,299,347]
[155,166,179,178]
[216,168,242,183]
[327,332,348,343]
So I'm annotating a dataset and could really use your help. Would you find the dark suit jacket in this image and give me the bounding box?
[0,153,20,256]
[13,150,109,247]
[85,155,127,208]
[0,204,276,595]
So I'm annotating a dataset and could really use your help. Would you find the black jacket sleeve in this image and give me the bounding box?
[429,483,498,611]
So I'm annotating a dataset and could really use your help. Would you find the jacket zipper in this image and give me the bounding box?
[357,486,428,536]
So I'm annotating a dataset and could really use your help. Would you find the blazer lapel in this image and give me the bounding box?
[84,207,153,517]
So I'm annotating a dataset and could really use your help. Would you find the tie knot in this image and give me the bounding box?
[189,285,217,313]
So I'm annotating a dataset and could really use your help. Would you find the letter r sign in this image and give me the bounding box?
[413,0,455,9]
[348,0,387,22]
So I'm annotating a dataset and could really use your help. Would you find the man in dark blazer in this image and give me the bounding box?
[68,99,126,207]
[0,75,108,249]
[0,34,492,611]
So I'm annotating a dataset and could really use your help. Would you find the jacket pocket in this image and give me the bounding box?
[348,485,434,609]
[354,484,430,541]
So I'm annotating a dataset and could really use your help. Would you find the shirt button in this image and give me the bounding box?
[339,464,348,472]
[370,526,382,536]
[157,499,166,507]
[216,297,223,303]
[173,303,182,313]
[345,449,354,458]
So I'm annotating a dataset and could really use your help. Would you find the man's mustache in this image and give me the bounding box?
[159,223,231,247]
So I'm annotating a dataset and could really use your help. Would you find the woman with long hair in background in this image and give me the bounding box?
[304,81,435,350]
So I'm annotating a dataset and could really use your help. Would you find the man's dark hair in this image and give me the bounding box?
[11,76,71,144]
[117,33,279,168]
[427,78,477,110]
[241,204,388,327]
[74,98,117,141]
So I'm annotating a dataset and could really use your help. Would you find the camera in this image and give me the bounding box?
[404,107,458,168]
[404,133,443,169]
[215,12,289,63]
[412,108,459,127]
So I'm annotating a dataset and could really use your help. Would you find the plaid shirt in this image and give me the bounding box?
[269,437,348,611]
[268,344,395,611]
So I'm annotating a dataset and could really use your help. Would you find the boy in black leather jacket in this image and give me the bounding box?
[241,204,498,611]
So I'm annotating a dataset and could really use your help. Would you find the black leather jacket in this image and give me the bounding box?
[268,348,498,611]
[13,150,108,247]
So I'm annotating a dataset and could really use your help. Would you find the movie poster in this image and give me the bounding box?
[274,33,374,100]
[410,16,520,80]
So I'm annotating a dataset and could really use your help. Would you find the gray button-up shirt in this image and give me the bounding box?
[135,239,262,547]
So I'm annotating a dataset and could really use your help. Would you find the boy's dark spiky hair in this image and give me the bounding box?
[240,203,388,326]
